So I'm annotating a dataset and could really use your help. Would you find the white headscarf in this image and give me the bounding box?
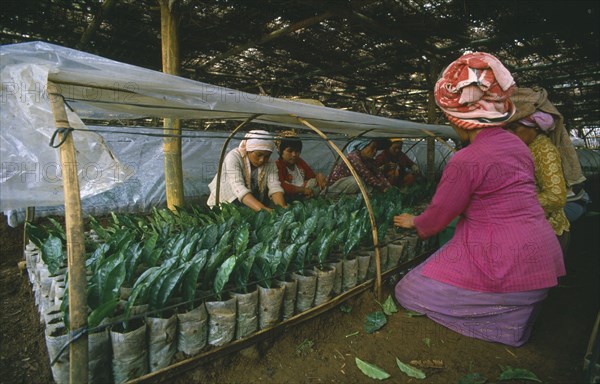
[238,130,275,155]
[237,130,274,196]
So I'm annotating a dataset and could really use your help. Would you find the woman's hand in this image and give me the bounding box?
[302,187,314,197]
[393,213,415,229]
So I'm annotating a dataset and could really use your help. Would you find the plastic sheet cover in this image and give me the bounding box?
[1,53,129,212]
[1,42,457,225]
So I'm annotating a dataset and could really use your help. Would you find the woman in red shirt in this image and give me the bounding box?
[276,135,326,200]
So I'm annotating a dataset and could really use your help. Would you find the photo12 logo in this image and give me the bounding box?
[1,161,136,184]
[1,81,141,104]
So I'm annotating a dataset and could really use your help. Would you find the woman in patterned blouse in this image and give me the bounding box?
[508,111,570,255]
[326,138,392,195]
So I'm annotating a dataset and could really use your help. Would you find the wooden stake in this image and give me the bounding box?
[23,206,35,250]
[47,81,88,384]
[158,0,185,210]
[297,117,382,300]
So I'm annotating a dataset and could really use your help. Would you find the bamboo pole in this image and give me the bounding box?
[426,86,437,181]
[214,115,262,207]
[296,117,383,300]
[23,206,35,249]
[47,82,88,384]
[158,0,185,210]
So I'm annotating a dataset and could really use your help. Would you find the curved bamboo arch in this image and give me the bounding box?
[214,114,263,207]
[296,117,383,300]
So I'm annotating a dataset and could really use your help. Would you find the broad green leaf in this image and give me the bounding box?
[182,249,208,305]
[214,256,237,299]
[154,265,187,310]
[88,298,119,328]
[180,231,201,261]
[147,248,163,267]
[87,243,109,270]
[94,253,124,302]
[276,243,299,278]
[170,233,187,258]
[396,358,426,379]
[300,215,318,242]
[124,242,143,285]
[252,257,270,288]
[203,245,232,290]
[316,230,336,266]
[25,222,47,249]
[256,225,275,243]
[47,217,66,241]
[233,224,250,256]
[405,310,425,317]
[216,228,232,251]
[123,282,147,329]
[101,254,126,304]
[89,216,110,239]
[41,235,65,275]
[458,373,488,384]
[149,268,172,309]
[110,230,134,257]
[498,366,541,382]
[343,211,361,255]
[288,222,301,243]
[381,295,398,316]
[199,224,219,250]
[290,242,309,273]
[253,209,268,230]
[355,357,391,380]
[365,311,387,333]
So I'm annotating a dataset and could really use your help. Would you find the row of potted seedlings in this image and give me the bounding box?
[24,186,438,384]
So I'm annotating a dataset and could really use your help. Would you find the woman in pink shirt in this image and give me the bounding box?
[393,52,565,347]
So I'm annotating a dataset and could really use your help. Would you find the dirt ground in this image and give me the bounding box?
[0,213,598,384]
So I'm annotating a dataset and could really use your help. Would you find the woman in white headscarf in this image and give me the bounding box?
[207,130,287,212]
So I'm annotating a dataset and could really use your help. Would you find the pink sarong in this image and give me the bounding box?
[395,261,549,347]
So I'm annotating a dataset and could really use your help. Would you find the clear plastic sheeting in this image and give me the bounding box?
[0,42,455,138]
[3,129,345,226]
[1,51,129,212]
[1,41,457,224]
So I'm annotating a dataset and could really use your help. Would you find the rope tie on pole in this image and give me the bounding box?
[49,126,75,148]
[48,93,75,148]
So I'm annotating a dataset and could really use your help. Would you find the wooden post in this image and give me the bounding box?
[47,81,88,384]
[23,206,35,249]
[158,0,184,210]
[426,61,438,182]
[297,118,383,300]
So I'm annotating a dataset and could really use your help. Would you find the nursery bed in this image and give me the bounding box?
[128,253,428,384]
[2,214,598,384]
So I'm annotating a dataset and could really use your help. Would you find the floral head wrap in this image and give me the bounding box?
[435,52,516,129]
